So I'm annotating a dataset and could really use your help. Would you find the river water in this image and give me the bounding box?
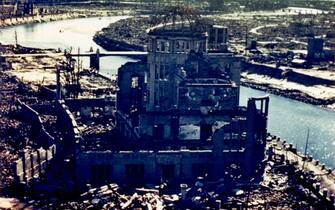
[0,16,334,168]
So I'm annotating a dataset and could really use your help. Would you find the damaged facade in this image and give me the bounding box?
[76,22,270,186]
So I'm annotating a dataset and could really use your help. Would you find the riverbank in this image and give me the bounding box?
[0,13,92,28]
[93,17,148,51]
[241,76,335,108]
[241,61,335,109]
[0,7,134,29]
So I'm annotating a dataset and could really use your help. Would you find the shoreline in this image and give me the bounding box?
[93,17,148,52]
[241,79,335,110]
[0,13,97,29]
[0,8,134,29]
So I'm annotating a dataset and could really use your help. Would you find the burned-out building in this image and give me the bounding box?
[75,22,269,186]
[307,37,324,61]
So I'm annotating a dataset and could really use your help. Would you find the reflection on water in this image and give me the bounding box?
[240,87,335,167]
[0,16,334,168]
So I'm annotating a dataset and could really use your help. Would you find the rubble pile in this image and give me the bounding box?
[0,43,47,55]
[12,45,46,55]
[258,14,335,40]
[80,73,116,94]
[78,121,118,151]
[0,72,34,191]
[227,160,328,209]
[81,122,114,136]
[17,160,335,210]
[58,184,179,210]
[93,17,149,51]
[54,179,226,210]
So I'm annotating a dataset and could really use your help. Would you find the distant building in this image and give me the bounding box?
[0,0,35,17]
[307,37,324,61]
[76,22,270,186]
[0,5,15,17]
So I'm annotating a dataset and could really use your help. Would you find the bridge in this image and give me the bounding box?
[71,51,148,57]
[1,51,148,70]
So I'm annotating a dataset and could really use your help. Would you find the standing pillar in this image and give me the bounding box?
[56,65,61,100]
[37,150,42,176]
[245,99,256,179]
[21,151,27,183]
[90,49,100,71]
[30,153,35,179]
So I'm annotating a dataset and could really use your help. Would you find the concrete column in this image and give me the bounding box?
[30,153,35,178]
[37,150,42,176]
[45,149,48,166]
[245,99,256,178]
[21,151,27,183]
[56,66,61,100]
[90,49,100,71]
[51,145,56,158]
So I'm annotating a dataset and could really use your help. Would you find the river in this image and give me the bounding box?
[0,16,334,168]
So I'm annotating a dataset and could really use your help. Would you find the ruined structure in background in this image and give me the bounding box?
[75,15,270,186]
[0,0,35,17]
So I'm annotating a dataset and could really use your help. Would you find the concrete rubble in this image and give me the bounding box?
[29,153,334,209]
[94,17,149,51]
[0,71,35,193]
[57,184,178,210]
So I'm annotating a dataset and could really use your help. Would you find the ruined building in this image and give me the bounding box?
[0,0,35,17]
[76,23,269,186]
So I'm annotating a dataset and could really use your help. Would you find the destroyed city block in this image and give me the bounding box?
[0,1,335,209]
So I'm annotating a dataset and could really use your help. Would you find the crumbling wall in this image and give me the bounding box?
[75,150,215,185]
[115,111,140,140]
[15,145,56,183]
[246,63,283,79]
[14,100,57,183]
[16,99,55,147]
[65,98,115,119]
[286,70,335,86]
[55,100,82,153]
[117,61,147,114]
